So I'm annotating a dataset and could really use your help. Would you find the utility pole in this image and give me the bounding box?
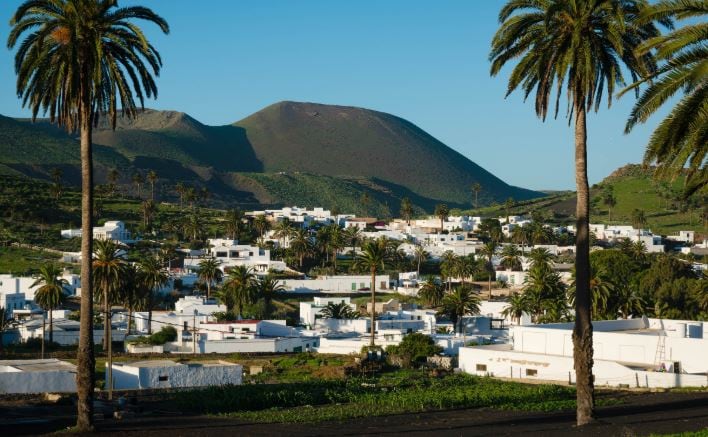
[193,309,197,357]
[107,309,113,401]
[41,312,45,359]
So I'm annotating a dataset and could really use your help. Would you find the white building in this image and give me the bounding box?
[17,318,126,346]
[282,275,391,294]
[184,239,287,273]
[61,220,132,243]
[0,270,80,304]
[110,360,242,390]
[0,359,77,394]
[299,297,357,327]
[460,318,708,388]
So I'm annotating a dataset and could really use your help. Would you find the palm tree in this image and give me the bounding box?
[344,226,362,258]
[479,241,498,294]
[568,273,615,320]
[413,245,430,276]
[141,200,157,230]
[197,258,222,299]
[400,197,414,225]
[92,240,125,350]
[440,250,457,291]
[522,264,568,324]
[132,172,144,199]
[289,228,311,269]
[454,255,477,287]
[419,280,445,307]
[434,204,450,232]
[623,1,707,196]
[254,275,285,318]
[319,301,359,319]
[175,182,186,209]
[439,286,481,335]
[500,245,522,271]
[32,265,68,343]
[224,208,244,240]
[137,256,168,335]
[327,224,346,270]
[631,209,648,230]
[253,215,270,240]
[272,219,294,249]
[527,248,555,271]
[146,170,158,201]
[120,265,149,335]
[107,168,120,197]
[50,167,63,201]
[471,183,482,209]
[218,266,257,318]
[502,292,527,325]
[182,210,202,242]
[9,2,169,428]
[602,188,617,222]
[615,285,645,319]
[354,238,391,347]
[490,0,660,424]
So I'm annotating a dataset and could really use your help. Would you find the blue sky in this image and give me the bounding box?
[0,0,666,190]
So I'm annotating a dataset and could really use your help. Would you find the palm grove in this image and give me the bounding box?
[5,0,705,431]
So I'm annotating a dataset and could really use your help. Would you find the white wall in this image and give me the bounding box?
[0,360,77,394]
[198,337,316,354]
[111,362,242,390]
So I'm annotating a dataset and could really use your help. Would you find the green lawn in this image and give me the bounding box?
[0,246,66,275]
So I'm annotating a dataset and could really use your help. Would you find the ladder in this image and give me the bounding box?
[654,331,666,366]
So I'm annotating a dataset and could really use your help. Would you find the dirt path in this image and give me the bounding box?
[4,391,708,436]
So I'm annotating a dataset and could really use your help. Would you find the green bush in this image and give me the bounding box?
[385,333,442,366]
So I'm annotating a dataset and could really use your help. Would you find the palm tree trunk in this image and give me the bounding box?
[206,281,211,300]
[76,93,96,431]
[49,310,53,344]
[103,291,110,351]
[572,103,595,426]
[370,268,376,347]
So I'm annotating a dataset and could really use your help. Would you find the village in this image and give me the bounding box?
[1,205,706,396]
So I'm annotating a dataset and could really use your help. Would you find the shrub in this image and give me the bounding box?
[385,333,442,367]
[148,326,177,345]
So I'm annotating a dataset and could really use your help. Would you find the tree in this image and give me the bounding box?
[419,280,445,307]
[479,241,498,294]
[490,0,660,424]
[253,275,285,318]
[500,244,522,271]
[224,208,244,240]
[175,182,186,209]
[400,197,413,225]
[385,333,443,366]
[197,258,222,299]
[504,197,514,223]
[439,286,481,335]
[253,215,270,240]
[49,167,64,201]
[434,204,449,232]
[120,265,149,335]
[218,266,257,318]
[272,219,294,249]
[9,2,169,427]
[31,265,68,343]
[326,224,346,270]
[354,238,391,347]
[182,210,202,242]
[92,240,126,350]
[413,245,430,276]
[502,292,527,325]
[319,301,359,319]
[568,272,615,320]
[146,170,158,201]
[137,256,169,335]
[107,168,120,197]
[289,228,311,269]
[624,1,707,196]
[132,172,144,199]
[471,182,482,208]
[631,209,648,230]
[602,188,617,222]
[344,226,362,258]
[141,200,157,230]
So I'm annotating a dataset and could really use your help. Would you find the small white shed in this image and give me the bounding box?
[0,359,77,394]
[110,360,242,390]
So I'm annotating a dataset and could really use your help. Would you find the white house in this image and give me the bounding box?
[61,220,132,243]
[17,317,126,346]
[282,275,391,294]
[0,359,77,394]
[110,360,242,390]
[459,318,708,389]
[184,239,286,273]
[0,270,80,304]
[299,297,357,327]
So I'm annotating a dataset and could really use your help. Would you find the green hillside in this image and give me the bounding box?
[470,165,706,236]
[0,102,544,213]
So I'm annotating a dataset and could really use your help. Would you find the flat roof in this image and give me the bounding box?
[115,360,239,368]
[0,359,77,373]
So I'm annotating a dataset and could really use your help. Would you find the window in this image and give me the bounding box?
[351,283,357,291]
[158,376,169,382]
[380,281,387,290]
[525,369,537,377]
[249,252,254,257]
[476,364,487,372]
[216,251,227,258]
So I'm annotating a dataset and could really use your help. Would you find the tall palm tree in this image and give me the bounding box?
[120,264,149,335]
[92,239,125,350]
[197,258,222,299]
[289,228,311,269]
[454,255,477,287]
[490,0,660,424]
[471,182,482,209]
[219,266,257,318]
[132,172,144,198]
[631,208,648,229]
[146,170,158,201]
[141,200,157,230]
[224,208,244,240]
[107,168,120,197]
[623,1,707,196]
[254,275,285,318]
[319,301,359,319]
[327,224,346,270]
[137,255,168,334]
[434,204,450,232]
[354,238,391,347]
[440,250,457,291]
[568,272,615,320]
[439,286,481,335]
[400,197,414,225]
[479,241,498,293]
[502,292,528,325]
[9,1,169,429]
[413,245,430,276]
[32,265,68,343]
[272,219,294,249]
[253,215,270,240]
[602,188,617,222]
[344,226,362,258]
